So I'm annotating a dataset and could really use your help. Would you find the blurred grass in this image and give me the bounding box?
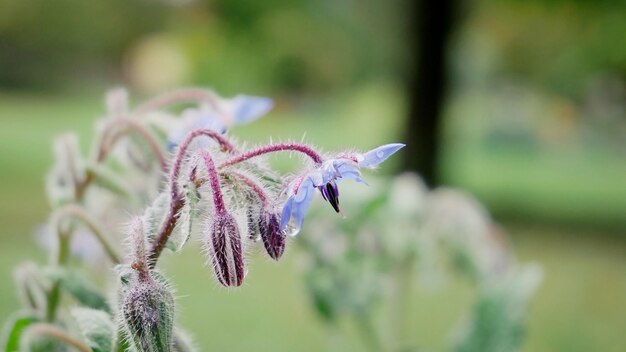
[0,88,625,351]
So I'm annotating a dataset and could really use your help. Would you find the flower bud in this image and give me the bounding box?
[13,262,46,310]
[246,207,261,241]
[121,271,175,352]
[206,212,245,287]
[120,217,175,352]
[259,210,285,260]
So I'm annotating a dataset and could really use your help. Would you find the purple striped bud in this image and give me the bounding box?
[206,212,245,287]
[259,210,285,260]
[246,207,261,241]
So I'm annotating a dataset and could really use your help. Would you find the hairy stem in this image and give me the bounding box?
[98,117,168,170]
[77,117,169,199]
[147,195,184,269]
[46,228,70,322]
[25,323,91,352]
[200,150,226,213]
[148,129,234,266]
[51,204,122,264]
[133,88,224,116]
[169,129,236,199]
[227,172,269,205]
[219,142,323,168]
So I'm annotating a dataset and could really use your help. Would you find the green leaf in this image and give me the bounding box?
[43,267,110,312]
[169,181,201,252]
[1,311,39,352]
[71,308,115,352]
[144,192,170,247]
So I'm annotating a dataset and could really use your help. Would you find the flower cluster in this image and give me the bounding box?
[3,87,403,352]
[64,87,403,290]
[151,93,405,286]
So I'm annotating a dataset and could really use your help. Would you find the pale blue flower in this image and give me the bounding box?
[280,143,405,233]
[223,95,274,124]
[167,95,273,150]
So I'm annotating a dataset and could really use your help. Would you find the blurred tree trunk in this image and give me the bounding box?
[402,0,457,186]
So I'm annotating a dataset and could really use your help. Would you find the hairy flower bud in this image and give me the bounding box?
[259,210,285,260]
[246,207,261,241]
[120,218,175,352]
[121,271,175,352]
[206,212,245,287]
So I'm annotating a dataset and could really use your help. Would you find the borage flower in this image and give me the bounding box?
[280,143,405,234]
[167,95,273,150]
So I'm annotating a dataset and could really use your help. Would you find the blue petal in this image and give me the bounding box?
[167,109,227,150]
[280,178,316,232]
[359,143,405,168]
[229,95,274,124]
[292,188,315,231]
[194,114,227,133]
[280,198,294,231]
[336,162,365,183]
[293,178,314,202]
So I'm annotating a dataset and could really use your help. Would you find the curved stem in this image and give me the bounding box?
[25,323,91,352]
[148,129,234,266]
[219,143,323,168]
[169,129,237,200]
[51,204,122,264]
[200,150,226,213]
[227,171,269,205]
[46,227,70,322]
[133,88,224,117]
[76,117,169,199]
[98,117,168,171]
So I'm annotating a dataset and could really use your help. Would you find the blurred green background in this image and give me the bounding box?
[0,0,624,351]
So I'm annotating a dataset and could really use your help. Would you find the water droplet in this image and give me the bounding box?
[284,223,300,237]
[376,150,385,158]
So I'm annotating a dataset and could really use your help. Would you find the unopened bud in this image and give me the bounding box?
[206,212,245,287]
[121,270,175,352]
[13,262,46,310]
[259,210,285,260]
[120,218,175,352]
[246,207,261,241]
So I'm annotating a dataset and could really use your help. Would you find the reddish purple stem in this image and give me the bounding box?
[219,143,323,168]
[228,172,269,205]
[200,150,226,213]
[148,128,235,266]
[168,129,236,199]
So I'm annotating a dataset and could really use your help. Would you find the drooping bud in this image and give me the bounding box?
[13,262,46,310]
[246,206,261,241]
[259,210,286,260]
[119,217,175,352]
[205,212,245,287]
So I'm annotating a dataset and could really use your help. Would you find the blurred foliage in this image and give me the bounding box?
[0,0,408,94]
[0,0,169,89]
[462,0,626,100]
